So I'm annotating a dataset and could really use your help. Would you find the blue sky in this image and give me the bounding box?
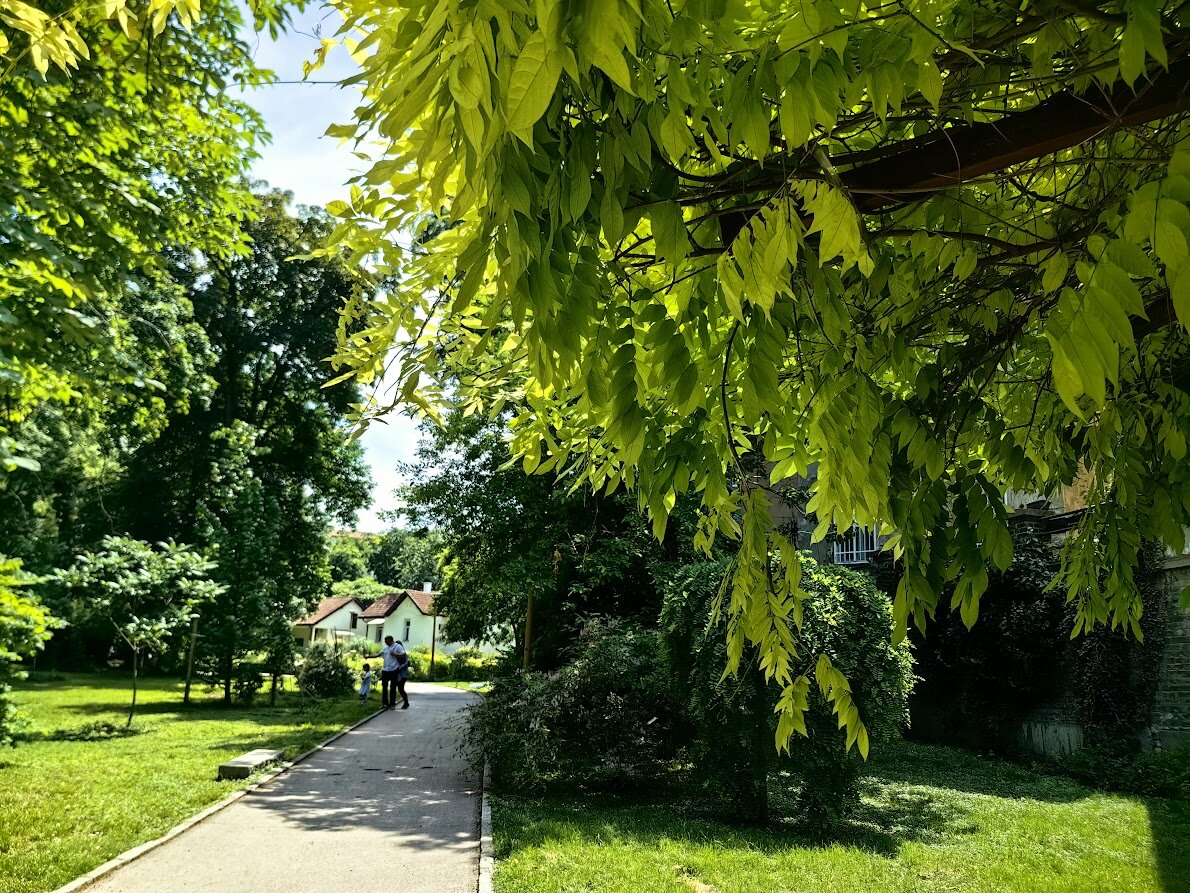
[236,3,418,532]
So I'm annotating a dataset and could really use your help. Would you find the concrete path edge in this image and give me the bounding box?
[477,762,493,893]
[50,706,387,893]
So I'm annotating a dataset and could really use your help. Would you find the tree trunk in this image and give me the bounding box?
[270,671,278,707]
[222,652,232,704]
[183,617,199,706]
[126,650,139,730]
[742,667,770,824]
[522,591,534,672]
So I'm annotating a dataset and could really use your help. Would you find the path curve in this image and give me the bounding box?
[82,683,482,893]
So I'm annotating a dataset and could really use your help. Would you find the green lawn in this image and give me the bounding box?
[0,672,374,893]
[493,742,1190,893]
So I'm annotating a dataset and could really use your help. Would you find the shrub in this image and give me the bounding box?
[660,554,913,825]
[231,662,266,704]
[791,559,914,824]
[296,645,354,698]
[1051,745,1190,800]
[343,638,382,658]
[467,618,678,792]
[448,646,496,681]
[1,559,59,746]
[405,645,436,680]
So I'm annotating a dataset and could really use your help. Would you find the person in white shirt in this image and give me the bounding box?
[380,636,408,709]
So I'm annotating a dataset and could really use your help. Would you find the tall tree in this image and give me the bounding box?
[0,0,289,674]
[324,0,1189,747]
[368,527,445,590]
[0,0,285,472]
[120,192,372,700]
[400,410,691,667]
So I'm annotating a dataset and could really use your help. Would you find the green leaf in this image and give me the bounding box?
[649,202,690,264]
[1041,252,1069,293]
[1170,263,1190,328]
[1119,24,1145,86]
[918,58,942,110]
[505,32,561,145]
[600,188,625,243]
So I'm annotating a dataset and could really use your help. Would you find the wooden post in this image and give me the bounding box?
[183,616,199,706]
[522,591,534,672]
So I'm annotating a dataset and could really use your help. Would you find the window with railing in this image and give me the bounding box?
[833,524,879,565]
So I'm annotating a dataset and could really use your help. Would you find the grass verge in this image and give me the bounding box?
[0,672,373,893]
[492,740,1190,893]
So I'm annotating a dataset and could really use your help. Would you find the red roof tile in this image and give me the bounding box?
[296,597,359,627]
[358,589,440,618]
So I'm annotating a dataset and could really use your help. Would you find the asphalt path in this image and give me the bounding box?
[82,683,482,893]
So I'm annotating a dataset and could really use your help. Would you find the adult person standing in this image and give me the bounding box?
[380,635,407,709]
[395,646,410,709]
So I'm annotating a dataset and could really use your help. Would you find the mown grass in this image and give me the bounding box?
[0,672,374,893]
[493,741,1190,893]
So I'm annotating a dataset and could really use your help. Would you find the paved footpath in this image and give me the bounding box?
[83,683,482,893]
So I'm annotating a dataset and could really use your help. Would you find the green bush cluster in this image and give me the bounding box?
[466,619,679,792]
[1,557,59,745]
[661,555,913,825]
[342,643,498,684]
[469,556,912,825]
[405,644,497,681]
[1052,744,1190,800]
[296,645,355,698]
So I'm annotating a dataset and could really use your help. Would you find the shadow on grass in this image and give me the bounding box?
[496,774,974,863]
[864,740,1089,803]
[496,739,1190,890]
[1146,799,1190,893]
[870,741,1190,892]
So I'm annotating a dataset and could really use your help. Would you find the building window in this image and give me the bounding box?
[350,612,358,630]
[403,619,411,641]
[833,524,879,565]
[375,626,382,643]
[294,636,303,648]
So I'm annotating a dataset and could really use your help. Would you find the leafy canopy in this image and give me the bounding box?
[337,0,1183,751]
[0,556,59,744]
[0,0,290,471]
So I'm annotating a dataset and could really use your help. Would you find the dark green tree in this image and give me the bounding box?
[368,527,444,590]
[117,192,372,701]
[400,409,692,667]
[0,0,283,472]
[328,532,378,583]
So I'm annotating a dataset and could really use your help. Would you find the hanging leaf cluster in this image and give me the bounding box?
[320,0,1189,751]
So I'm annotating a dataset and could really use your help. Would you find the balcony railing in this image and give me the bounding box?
[833,525,879,565]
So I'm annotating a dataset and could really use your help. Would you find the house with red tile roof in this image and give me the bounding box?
[293,596,366,649]
[357,586,456,653]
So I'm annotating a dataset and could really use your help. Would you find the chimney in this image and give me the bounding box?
[423,581,433,592]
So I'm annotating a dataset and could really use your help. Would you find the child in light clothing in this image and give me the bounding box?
[359,663,373,702]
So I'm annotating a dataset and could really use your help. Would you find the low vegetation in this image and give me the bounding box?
[0,672,372,893]
[492,740,1190,893]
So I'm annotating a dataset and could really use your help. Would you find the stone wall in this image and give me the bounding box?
[1153,560,1190,750]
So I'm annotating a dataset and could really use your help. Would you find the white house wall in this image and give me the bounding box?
[299,602,365,647]
[364,601,495,654]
